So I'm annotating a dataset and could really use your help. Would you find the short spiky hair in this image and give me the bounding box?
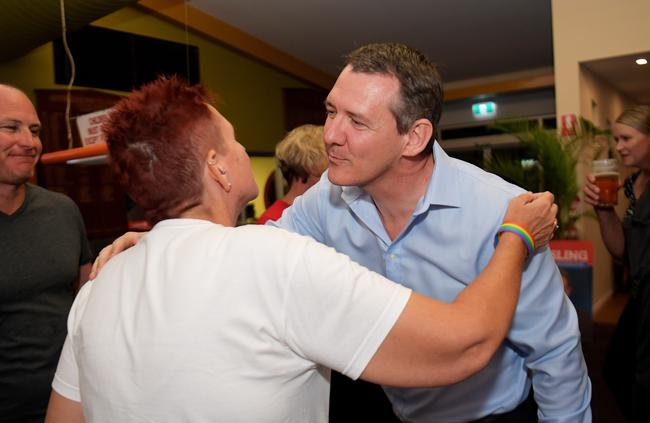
[344,43,443,153]
[103,76,215,224]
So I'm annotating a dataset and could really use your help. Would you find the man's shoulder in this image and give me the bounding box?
[28,184,78,208]
[446,157,524,199]
[26,185,83,225]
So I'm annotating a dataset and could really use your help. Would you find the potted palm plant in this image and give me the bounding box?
[484,117,610,239]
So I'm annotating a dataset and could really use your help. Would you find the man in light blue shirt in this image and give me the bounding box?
[270,43,591,422]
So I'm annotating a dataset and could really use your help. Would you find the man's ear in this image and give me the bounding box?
[206,149,232,193]
[403,118,433,157]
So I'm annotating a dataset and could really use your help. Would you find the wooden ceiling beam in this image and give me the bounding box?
[445,73,555,101]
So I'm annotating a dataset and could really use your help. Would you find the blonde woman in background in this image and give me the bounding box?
[257,124,327,224]
[583,104,650,422]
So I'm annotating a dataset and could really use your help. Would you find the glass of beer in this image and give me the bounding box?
[592,159,619,206]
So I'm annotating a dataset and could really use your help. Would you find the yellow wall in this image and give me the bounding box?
[0,44,59,99]
[0,6,311,213]
[552,0,650,309]
[250,156,277,219]
[93,7,313,153]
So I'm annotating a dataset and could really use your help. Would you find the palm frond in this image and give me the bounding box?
[484,117,607,238]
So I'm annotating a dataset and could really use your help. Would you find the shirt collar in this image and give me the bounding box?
[338,141,462,211]
[423,141,462,209]
[340,183,365,204]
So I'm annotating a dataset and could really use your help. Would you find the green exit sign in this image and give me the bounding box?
[472,102,497,118]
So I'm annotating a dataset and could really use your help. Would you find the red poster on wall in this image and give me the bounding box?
[560,113,578,136]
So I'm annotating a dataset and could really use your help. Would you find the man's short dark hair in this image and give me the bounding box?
[344,43,443,153]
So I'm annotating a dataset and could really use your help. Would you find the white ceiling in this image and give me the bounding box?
[189,0,650,105]
[4,1,645,106]
[190,0,554,83]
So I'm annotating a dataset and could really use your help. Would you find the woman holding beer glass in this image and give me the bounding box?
[583,104,650,422]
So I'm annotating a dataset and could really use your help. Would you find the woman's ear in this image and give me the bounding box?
[206,149,232,192]
[404,118,433,157]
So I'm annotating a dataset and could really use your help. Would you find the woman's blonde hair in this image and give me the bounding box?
[276,124,327,187]
[616,105,650,135]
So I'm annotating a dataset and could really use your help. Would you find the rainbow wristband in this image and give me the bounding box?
[493,222,535,257]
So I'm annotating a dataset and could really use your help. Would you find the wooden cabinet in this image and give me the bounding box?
[35,89,128,240]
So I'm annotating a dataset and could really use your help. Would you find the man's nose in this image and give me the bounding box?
[324,117,343,146]
[17,128,37,148]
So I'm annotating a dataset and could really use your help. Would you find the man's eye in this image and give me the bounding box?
[0,125,18,132]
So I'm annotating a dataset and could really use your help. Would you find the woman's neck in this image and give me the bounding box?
[180,201,238,227]
[635,169,650,199]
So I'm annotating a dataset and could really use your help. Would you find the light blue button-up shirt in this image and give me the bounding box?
[271,142,591,422]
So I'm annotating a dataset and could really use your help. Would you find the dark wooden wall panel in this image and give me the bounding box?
[35,89,128,240]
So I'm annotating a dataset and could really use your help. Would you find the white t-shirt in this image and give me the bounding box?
[52,219,411,423]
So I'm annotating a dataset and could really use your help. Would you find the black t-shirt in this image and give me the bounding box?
[0,184,92,422]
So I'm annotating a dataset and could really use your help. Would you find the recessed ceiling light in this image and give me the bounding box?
[636,58,648,65]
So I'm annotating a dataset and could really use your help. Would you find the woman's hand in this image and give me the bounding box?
[89,231,146,279]
[583,174,625,259]
[583,173,622,209]
[582,173,602,208]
